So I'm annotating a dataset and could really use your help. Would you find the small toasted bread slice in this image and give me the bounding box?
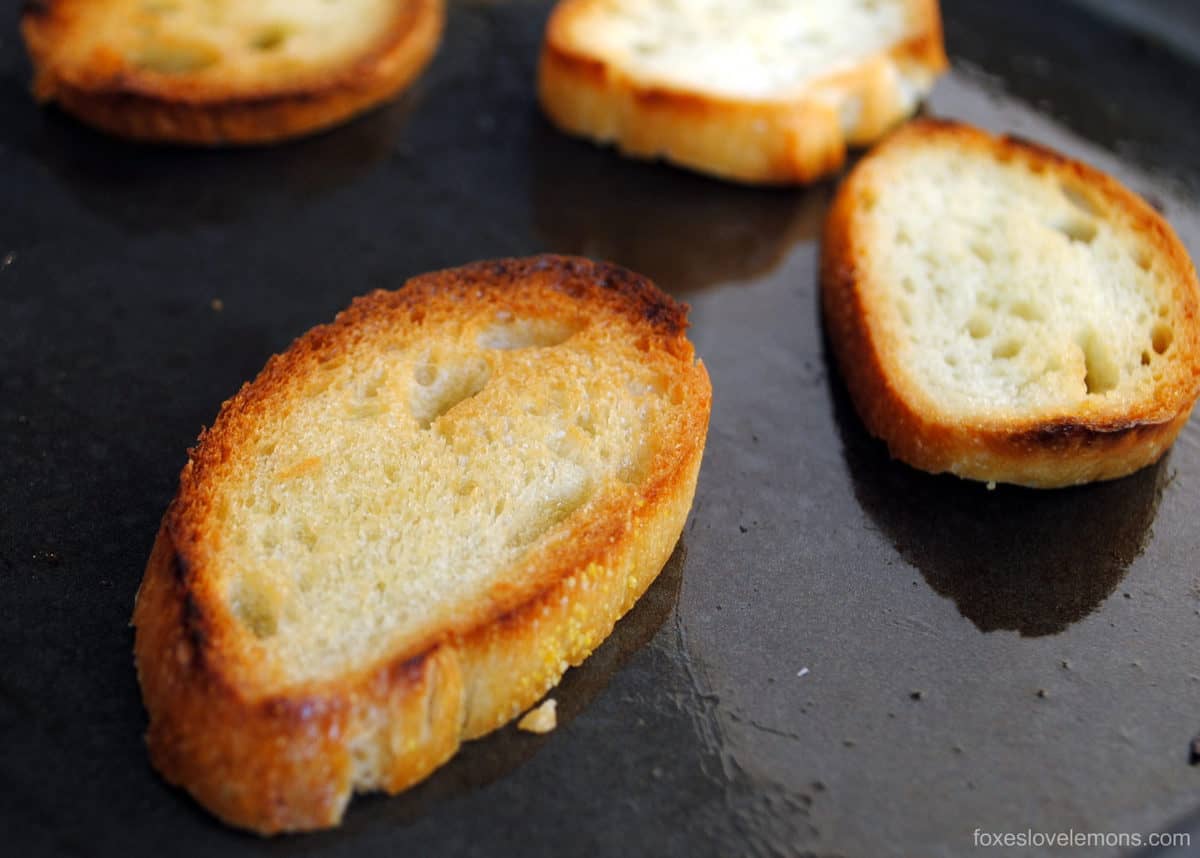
[21,0,444,144]
[822,119,1200,488]
[538,0,947,185]
[132,256,711,833]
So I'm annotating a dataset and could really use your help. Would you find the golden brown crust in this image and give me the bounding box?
[822,118,1200,488]
[20,0,444,144]
[537,0,947,185]
[132,255,712,833]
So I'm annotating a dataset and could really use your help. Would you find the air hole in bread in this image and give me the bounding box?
[136,40,219,74]
[277,456,322,480]
[304,371,337,399]
[1152,323,1174,354]
[297,523,318,551]
[1136,249,1153,271]
[1141,350,1152,366]
[506,477,594,550]
[860,188,878,213]
[1052,214,1097,244]
[410,355,491,429]
[1061,183,1102,217]
[970,242,994,264]
[1010,301,1044,322]
[992,338,1022,360]
[1078,328,1119,394]
[478,317,580,350]
[360,370,386,399]
[414,361,436,387]
[231,576,279,639]
[901,276,915,294]
[967,315,992,339]
[250,24,290,52]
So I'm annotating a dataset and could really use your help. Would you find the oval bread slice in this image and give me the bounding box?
[21,0,444,144]
[822,119,1200,488]
[538,0,947,185]
[132,256,711,832]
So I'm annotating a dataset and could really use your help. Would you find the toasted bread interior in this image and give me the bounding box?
[552,0,913,101]
[857,143,1186,418]
[201,298,691,691]
[33,0,404,94]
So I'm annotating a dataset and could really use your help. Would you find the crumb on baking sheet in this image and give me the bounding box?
[518,698,557,734]
[210,298,224,312]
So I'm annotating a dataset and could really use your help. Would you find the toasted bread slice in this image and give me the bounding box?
[21,0,444,144]
[538,0,947,185]
[822,119,1200,488]
[132,256,711,833]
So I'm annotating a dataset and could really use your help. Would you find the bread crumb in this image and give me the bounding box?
[1,252,14,269]
[518,698,557,734]
[986,481,997,491]
[210,298,224,312]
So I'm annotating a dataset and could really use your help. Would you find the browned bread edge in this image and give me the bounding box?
[132,255,712,832]
[821,118,1200,487]
[20,0,444,144]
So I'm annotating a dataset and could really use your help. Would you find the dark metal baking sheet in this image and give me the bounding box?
[4,1,1200,855]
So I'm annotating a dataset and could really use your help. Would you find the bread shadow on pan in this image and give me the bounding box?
[824,341,1168,638]
[9,76,424,235]
[529,120,831,297]
[326,539,687,835]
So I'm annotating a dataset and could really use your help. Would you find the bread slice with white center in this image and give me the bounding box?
[21,0,444,144]
[132,256,711,833]
[538,0,947,185]
[822,119,1200,487]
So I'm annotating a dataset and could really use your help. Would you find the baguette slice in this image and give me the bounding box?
[822,119,1200,488]
[132,256,711,833]
[538,0,947,185]
[21,0,444,144]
